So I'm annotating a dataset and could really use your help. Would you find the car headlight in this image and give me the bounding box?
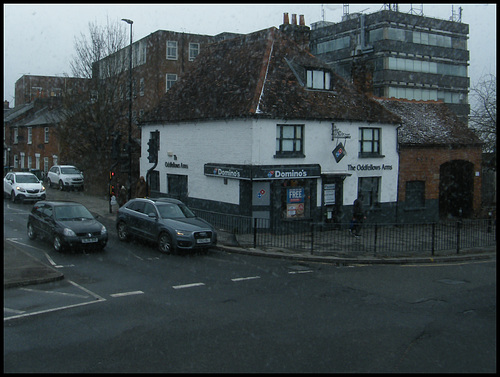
[41,186,46,192]
[15,186,26,192]
[175,229,189,236]
[101,225,107,235]
[63,228,76,237]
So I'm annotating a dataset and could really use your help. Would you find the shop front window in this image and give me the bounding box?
[281,179,310,219]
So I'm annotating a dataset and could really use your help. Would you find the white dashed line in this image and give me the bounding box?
[231,276,261,282]
[110,291,144,298]
[288,270,313,274]
[172,283,205,290]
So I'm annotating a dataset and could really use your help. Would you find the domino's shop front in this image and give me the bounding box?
[204,163,321,227]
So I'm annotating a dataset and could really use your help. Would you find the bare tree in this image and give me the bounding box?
[469,74,496,161]
[56,18,131,195]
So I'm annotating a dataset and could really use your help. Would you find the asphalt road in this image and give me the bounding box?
[4,199,497,373]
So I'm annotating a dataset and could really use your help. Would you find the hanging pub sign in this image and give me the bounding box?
[332,143,346,163]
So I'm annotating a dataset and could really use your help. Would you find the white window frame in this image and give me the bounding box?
[166,40,178,60]
[189,43,200,61]
[166,73,177,92]
[306,70,331,90]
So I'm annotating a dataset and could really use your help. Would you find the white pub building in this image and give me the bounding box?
[140,28,401,226]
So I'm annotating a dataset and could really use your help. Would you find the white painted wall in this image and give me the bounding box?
[141,118,400,208]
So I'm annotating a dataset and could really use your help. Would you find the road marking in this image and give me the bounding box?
[20,287,89,298]
[288,270,313,274]
[4,307,26,314]
[110,291,144,298]
[67,280,106,301]
[172,282,205,289]
[231,276,261,282]
[4,300,104,322]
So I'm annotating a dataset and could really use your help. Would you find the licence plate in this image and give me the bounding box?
[196,238,211,244]
[82,238,98,243]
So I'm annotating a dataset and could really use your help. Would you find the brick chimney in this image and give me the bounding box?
[283,12,289,25]
[279,13,310,51]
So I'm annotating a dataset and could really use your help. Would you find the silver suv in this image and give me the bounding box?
[47,165,84,191]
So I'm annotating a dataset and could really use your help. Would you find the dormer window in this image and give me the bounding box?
[306,69,331,90]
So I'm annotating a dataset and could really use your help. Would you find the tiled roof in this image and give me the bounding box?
[376,98,482,146]
[4,103,34,123]
[142,28,400,125]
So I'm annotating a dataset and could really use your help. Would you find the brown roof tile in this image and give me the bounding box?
[142,28,400,125]
[376,98,482,146]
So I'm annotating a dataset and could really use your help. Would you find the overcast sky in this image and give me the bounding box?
[3,3,497,107]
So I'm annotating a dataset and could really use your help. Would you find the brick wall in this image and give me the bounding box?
[399,145,483,215]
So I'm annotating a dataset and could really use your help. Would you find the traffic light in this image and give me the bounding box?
[109,171,116,180]
[147,131,159,163]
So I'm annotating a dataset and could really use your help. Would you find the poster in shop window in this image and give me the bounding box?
[286,187,305,218]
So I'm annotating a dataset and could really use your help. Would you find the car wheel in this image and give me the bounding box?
[58,180,65,191]
[117,221,129,242]
[10,190,16,203]
[47,178,52,188]
[158,232,173,254]
[53,235,64,252]
[27,223,37,240]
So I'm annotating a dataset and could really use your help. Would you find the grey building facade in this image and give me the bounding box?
[309,8,470,122]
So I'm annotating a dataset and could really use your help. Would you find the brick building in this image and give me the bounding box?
[4,98,64,174]
[14,75,88,107]
[93,30,236,129]
[377,98,483,221]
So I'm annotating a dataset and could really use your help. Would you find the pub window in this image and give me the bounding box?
[406,180,425,208]
[167,173,188,201]
[306,69,331,90]
[359,127,381,157]
[44,127,49,143]
[13,128,18,144]
[189,43,200,61]
[358,177,380,208]
[281,179,310,219]
[27,127,32,144]
[275,124,304,158]
[166,40,178,60]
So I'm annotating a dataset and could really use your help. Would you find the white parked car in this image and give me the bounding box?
[47,165,84,191]
[4,172,46,203]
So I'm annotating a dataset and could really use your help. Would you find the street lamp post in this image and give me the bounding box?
[122,18,133,200]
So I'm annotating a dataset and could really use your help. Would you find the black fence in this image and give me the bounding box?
[193,208,496,257]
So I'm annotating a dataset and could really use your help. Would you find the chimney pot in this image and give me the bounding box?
[292,14,297,25]
[283,13,289,25]
[299,14,305,26]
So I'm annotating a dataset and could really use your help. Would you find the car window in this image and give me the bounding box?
[157,203,195,219]
[16,174,39,183]
[54,205,93,220]
[61,167,80,174]
[143,203,157,216]
[127,201,145,213]
[42,205,53,219]
[32,204,44,216]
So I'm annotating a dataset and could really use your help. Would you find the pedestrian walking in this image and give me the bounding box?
[118,185,128,207]
[135,176,149,198]
[350,194,366,237]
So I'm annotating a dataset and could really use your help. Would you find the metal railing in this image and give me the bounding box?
[192,208,496,257]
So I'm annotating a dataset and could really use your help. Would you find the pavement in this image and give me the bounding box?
[4,187,496,288]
